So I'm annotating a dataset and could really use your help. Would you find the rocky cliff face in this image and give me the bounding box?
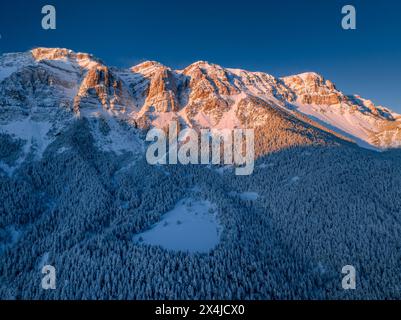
[282,72,401,148]
[1,47,400,154]
[282,72,342,105]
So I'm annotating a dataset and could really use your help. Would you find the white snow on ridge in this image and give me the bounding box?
[0,52,34,82]
[39,59,78,74]
[292,102,381,150]
[133,199,222,253]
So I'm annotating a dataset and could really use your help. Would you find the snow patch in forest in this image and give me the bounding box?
[56,146,70,154]
[228,191,259,201]
[133,199,222,253]
[239,192,259,201]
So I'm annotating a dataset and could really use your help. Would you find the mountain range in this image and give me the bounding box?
[1,47,401,170]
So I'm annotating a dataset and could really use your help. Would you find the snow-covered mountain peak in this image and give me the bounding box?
[294,71,323,80]
[31,47,75,61]
[282,72,338,97]
[182,60,214,70]
[31,47,101,70]
[131,60,168,75]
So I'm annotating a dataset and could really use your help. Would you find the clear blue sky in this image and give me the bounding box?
[1,0,400,111]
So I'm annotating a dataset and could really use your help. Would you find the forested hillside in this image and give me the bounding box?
[1,118,401,299]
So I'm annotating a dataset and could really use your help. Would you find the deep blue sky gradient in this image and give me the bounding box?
[1,0,400,111]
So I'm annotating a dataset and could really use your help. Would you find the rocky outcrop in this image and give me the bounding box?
[282,72,343,105]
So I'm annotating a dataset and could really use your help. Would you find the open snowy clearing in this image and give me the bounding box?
[133,198,222,253]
